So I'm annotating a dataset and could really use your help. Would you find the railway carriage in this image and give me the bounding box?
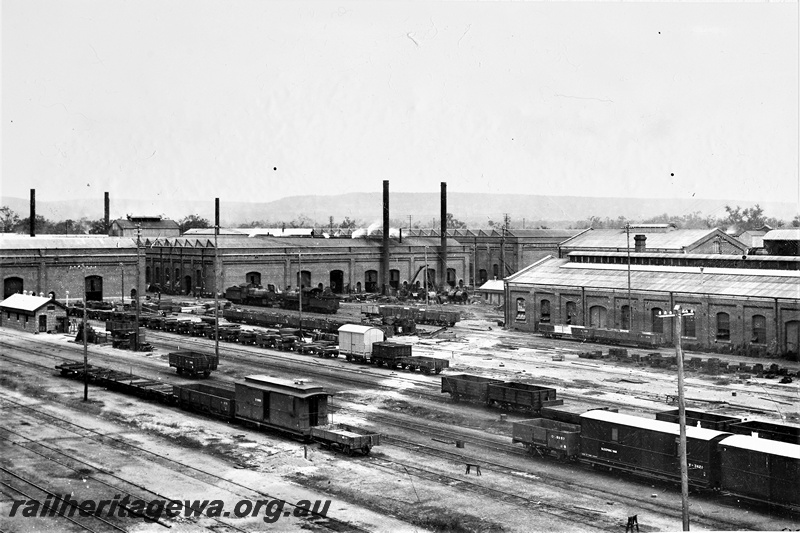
[579,410,730,489]
[717,434,800,507]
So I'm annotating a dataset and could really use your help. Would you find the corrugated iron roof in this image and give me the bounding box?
[508,256,800,300]
[581,410,730,441]
[478,280,504,292]
[565,228,729,250]
[764,228,800,241]
[0,235,137,250]
[113,219,179,230]
[0,294,65,312]
[719,434,800,459]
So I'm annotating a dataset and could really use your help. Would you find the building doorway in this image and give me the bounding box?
[85,275,103,302]
[329,270,344,293]
[4,277,23,299]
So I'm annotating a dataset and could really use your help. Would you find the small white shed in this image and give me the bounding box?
[337,324,385,362]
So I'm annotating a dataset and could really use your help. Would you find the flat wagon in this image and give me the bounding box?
[168,350,219,378]
[512,418,581,460]
[310,424,381,455]
[486,382,563,411]
[441,374,504,403]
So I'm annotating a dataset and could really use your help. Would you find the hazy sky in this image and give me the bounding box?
[2,1,798,208]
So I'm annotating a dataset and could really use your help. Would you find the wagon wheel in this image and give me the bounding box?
[422,368,432,375]
[346,446,354,457]
[362,446,371,455]
[177,368,183,375]
[345,355,352,362]
[203,370,211,378]
[434,368,442,374]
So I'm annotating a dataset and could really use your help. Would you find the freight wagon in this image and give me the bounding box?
[541,324,664,348]
[338,325,385,363]
[655,408,742,432]
[310,424,381,456]
[486,382,563,411]
[727,420,800,444]
[441,374,504,403]
[55,362,379,453]
[579,410,729,489]
[512,418,581,460]
[718,434,800,507]
[225,285,340,314]
[168,350,219,378]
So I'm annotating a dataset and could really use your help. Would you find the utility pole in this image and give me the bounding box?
[214,198,220,361]
[626,222,632,330]
[658,305,694,531]
[424,246,429,306]
[135,224,141,351]
[70,264,95,401]
[298,253,303,339]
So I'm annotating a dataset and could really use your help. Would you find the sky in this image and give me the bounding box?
[2,0,798,209]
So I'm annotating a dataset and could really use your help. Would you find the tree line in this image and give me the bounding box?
[1,204,797,235]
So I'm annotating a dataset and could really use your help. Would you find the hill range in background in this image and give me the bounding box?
[1,193,797,228]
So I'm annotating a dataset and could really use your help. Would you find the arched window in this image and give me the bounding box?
[589,306,607,328]
[751,315,766,344]
[492,264,499,279]
[446,268,456,287]
[682,311,696,338]
[329,270,344,293]
[565,301,577,325]
[145,266,151,284]
[479,269,488,285]
[364,270,378,292]
[515,298,526,322]
[540,299,551,323]
[620,305,631,330]
[4,277,23,299]
[651,308,664,334]
[85,275,103,302]
[389,269,400,290]
[716,312,730,341]
[246,271,261,286]
[297,270,311,290]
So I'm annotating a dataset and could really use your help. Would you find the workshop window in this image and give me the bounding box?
[751,315,767,344]
[515,298,526,322]
[716,312,730,341]
[540,299,551,323]
[682,312,696,338]
[565,301,577,325]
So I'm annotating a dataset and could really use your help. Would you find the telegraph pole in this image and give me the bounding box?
[626,223,632,330]
[214,198,220,361]
[298,253,303,339]
[70,264,95,401]
[658,304,693,531]
[135,224,141,350]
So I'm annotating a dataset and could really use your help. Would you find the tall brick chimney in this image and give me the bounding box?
[29,189,35,237]
[104,192,110,233]
[382,180,390,295]
[439,182,447,289]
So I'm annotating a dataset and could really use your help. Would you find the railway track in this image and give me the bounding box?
[0,395,369,533]
[344,410,755,533]
[2,332,794,530]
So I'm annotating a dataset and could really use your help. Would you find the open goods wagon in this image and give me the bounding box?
[655,408,742,432]
[486,382,563,411]
[728,420,800,444]
[512,418,581,460]
[441,374,504,403]
[173,383,236,419]
[399,355,449,374]
[310,424,381,455]
[370,342,412,367]
[168,350,219,378]
[540,405,618,425]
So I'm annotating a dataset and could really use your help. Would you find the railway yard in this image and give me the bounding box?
[2,299,799,532]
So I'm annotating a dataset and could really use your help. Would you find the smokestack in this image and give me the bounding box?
[634,235,646,253]
[30,189,35,237]
[440,182,447,289]
[104,192,110,234]
[382,180,390,295]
